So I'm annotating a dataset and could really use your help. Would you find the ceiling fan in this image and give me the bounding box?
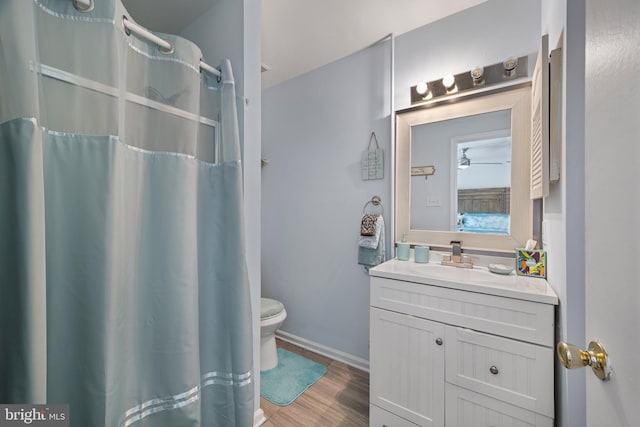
[458,147,504,170]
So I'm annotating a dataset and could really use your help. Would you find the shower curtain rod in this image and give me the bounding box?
[72,0,221,78]
[122,18,221,78]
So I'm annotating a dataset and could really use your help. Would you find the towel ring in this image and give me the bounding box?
[363,196,383,214]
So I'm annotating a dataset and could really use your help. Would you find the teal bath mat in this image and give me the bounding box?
[260,348,327,406]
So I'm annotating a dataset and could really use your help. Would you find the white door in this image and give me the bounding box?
[584,0,640,425]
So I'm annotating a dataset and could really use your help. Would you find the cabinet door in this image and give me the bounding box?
[370,307,445,426]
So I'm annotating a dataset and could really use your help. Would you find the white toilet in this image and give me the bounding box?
[260,297,287,371]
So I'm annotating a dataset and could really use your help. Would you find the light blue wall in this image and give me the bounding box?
[262,41,391,360]
[261,0,542,363]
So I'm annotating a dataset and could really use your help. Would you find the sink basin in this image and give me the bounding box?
[409,262,505,284]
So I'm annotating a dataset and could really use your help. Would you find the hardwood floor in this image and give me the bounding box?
[260,339,370,426]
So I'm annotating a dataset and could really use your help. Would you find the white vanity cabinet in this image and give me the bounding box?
[368,260,558,427]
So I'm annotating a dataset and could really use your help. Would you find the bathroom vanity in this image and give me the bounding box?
[369,259,558,427]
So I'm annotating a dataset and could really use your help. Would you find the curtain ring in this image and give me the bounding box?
[122,15,132,36]
[159,41,175,55]
[73,0,94,13]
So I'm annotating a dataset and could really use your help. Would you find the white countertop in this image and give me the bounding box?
[369,258,558,305]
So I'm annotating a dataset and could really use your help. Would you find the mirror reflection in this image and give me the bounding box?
[410,109,512,235]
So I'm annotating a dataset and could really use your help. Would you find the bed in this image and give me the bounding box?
[457,187,510,235]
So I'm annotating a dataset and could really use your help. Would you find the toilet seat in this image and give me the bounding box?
[261,298,284,320]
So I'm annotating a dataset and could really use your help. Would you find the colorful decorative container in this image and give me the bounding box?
[516,249,546,278]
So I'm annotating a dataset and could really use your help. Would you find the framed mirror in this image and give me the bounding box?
[395,85,532,253]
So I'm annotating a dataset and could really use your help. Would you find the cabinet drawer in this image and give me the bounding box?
[370,404,419,427]
[445,326,553,418]
[371,277,554,346]
[445,384,553,427]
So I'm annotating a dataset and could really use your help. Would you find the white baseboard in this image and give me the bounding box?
[275,330,369,372]
[253,408,266,427]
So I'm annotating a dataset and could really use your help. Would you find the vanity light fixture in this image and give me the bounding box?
[503,56,518,77]
[409,54,529,105]
[442,74,456,91]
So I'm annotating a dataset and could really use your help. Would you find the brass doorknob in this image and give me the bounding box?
[557,341,612,381]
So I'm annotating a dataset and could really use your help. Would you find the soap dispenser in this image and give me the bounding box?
[397,233,410,261]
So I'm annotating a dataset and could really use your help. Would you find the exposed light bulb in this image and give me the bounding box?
[416,81,428,95]
[503,56,518,76]
[442,74,456,90]
[470,66,484,84]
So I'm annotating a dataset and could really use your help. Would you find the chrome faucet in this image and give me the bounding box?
[451,240,462,262]
[441,240,473,269]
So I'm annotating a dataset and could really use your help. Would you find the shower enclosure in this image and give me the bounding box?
[0,1,253,425]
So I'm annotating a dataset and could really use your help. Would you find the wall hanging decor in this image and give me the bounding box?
[361,132,384,180]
